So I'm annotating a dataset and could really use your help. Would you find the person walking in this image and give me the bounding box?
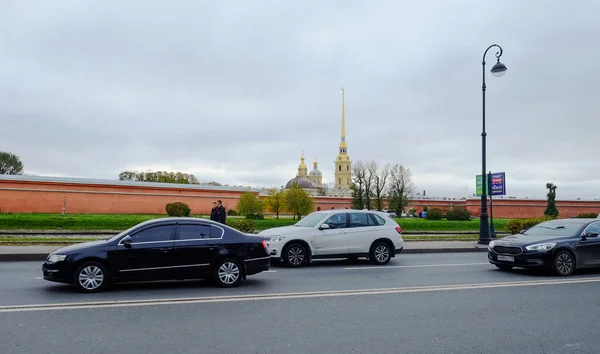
[210,202,218,221]
[216,200,227,224]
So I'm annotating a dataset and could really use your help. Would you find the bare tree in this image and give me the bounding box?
[374,163,391,211]
[363,161,378,210]
[351,161,366,209]
[387,164,415,214]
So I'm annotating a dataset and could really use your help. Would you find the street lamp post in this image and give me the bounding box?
[478,44,507,245]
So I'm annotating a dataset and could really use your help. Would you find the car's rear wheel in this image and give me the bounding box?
[554,250,575,276]
[370,241,391,265]
[495,264,513,271]
[283,243,308,267]
[73,261,110,293]
[214,259,243,287]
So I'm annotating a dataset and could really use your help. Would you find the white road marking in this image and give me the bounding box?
[344,262,489,270]
[2,277,600,313]
[35,277,43,280]
[264,270,278,273]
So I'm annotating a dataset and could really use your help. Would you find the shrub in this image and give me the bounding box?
[408,208,417,216]
[426,208,443,220]
[577,213,598,218]
[227,209,238,216]
[231,218,255,233]
[165,202,191,217]
[506,216,554,234]
[446,208,471,221]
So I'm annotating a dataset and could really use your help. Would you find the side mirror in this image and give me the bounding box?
[583,232,599,239]
[319,224,330,230]
[121,235,133,248]
[519,229,526,234]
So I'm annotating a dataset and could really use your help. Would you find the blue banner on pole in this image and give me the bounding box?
[489,172,506,196]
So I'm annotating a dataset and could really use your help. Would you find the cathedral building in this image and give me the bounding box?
[284,89,352,197]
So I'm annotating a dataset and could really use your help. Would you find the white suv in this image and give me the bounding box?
[258,209,404,267]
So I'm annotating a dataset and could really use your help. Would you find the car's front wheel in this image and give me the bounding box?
[73,261,110,293]
[370,241,392,265]
[554,250,575,276]
[283,243,308,267]
[214,259,243,287]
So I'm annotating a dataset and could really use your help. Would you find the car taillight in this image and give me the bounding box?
[395,226,402,234]
[262,240,269,254]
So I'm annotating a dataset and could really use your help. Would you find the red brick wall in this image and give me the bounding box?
[0,180,254,215]
[1,178,599,218]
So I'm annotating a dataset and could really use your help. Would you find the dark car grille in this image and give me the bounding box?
[493,246,522,255]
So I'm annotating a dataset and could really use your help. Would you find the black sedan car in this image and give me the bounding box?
[488,218,600,276]
[43,217,271,292]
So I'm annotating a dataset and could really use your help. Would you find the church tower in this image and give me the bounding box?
[334,88,352,192]
[297,152,308,177]
[309,157,323,185]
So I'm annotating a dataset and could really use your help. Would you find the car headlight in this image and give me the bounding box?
[265,236,285,242]
[488,241,496,251]
[47,254,67,263]
[525,243,556,252]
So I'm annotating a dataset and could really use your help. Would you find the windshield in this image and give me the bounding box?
[295,212,327,227]
[522,220,586,237]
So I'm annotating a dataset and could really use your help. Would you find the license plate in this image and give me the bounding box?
[497,255,514,262]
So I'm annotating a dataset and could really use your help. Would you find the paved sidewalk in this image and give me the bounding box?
[0,242,489,261]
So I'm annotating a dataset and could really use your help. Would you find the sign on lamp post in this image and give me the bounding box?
[476,172,506,238]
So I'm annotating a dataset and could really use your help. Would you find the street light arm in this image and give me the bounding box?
[482,44,503,65]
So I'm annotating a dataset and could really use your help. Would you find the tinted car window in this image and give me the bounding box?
[211,225,225,238]
[179,224,212,240]
[325,213,347,229]
[131,225,174,243]
[584,222,600,234]
[349,213,369,227]
[370,214,387,226]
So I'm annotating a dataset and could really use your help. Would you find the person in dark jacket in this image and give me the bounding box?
[216,200,227,224]
[210,202,218,221]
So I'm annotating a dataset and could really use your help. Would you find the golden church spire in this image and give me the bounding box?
[341,87,346,144]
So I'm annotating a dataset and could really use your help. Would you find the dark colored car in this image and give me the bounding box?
[488,218,600,276]
[42,217,271,292]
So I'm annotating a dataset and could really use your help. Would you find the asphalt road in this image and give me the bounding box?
[2,253,600,353]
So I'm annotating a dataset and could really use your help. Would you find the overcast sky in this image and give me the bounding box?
[1,0,598,200]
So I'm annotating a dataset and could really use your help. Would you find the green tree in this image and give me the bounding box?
[387,164,415,214]
[0,151,24,175]
[264,188,287,219]
[285,185,314,219]
[544,183,559,218]
[351,161,366,209]
[118,170,199,184]
[237,192,264,218]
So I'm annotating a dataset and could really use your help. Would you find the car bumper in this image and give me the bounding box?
[244,256,271,276]
[42,262,73,284]
[488,250,554,268]
[395,247,403,254]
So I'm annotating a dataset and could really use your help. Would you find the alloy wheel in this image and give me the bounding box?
[374,245,390,263]
[218,262,240,285]
[288,247,305,266]
[556,252,574,275]
[78,265,104,290]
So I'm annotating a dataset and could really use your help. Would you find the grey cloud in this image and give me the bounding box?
[1,0,599,200]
